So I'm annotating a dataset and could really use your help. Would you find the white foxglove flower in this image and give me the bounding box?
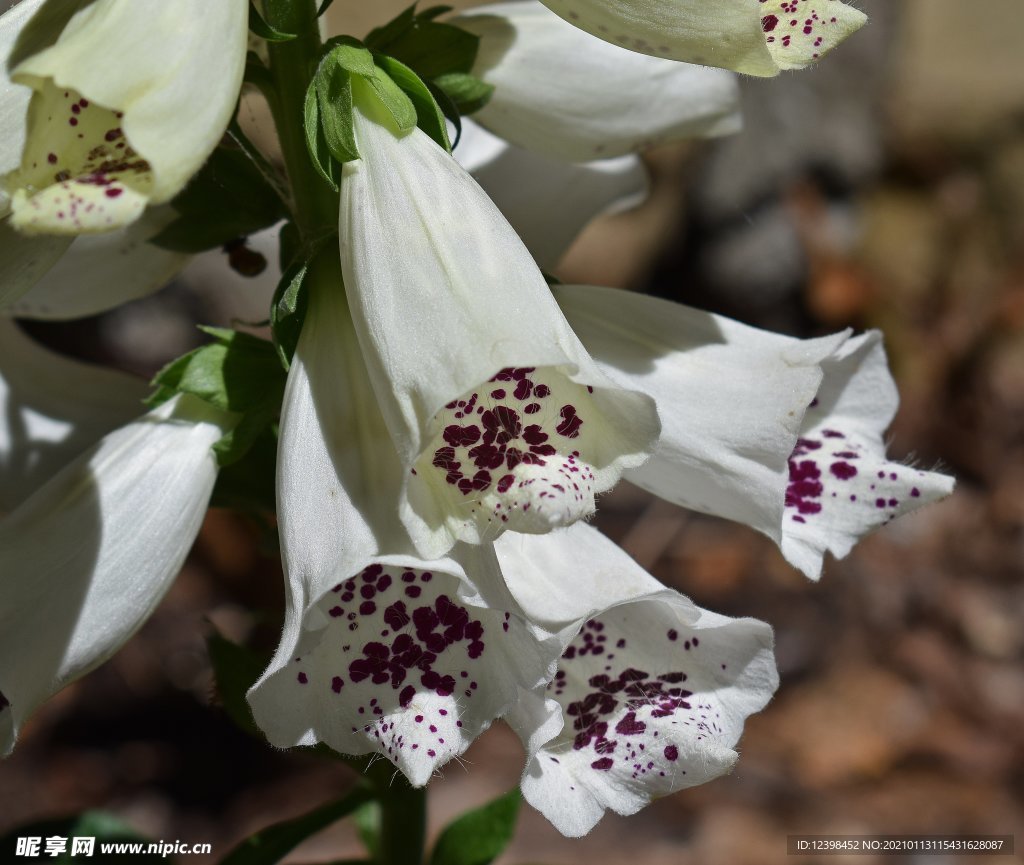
[455,1,741,161]
[3,0,248,234]
[456,119,648,270]
[0,393,231,753]
[556,285,954,579]
[248,276,558,785]
[0,318,147,512]
[537,0,867,76]
[496,524,777,836]
[339,87,659,559]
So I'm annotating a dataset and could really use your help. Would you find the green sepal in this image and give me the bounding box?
[248,1,297,41]
[373,55,450,151]
[0,812,155,864]
[428,790,521,865]
[304,79,342,191]
[314,56,360,164]
[322,36,378,77]
[152,145,288,253]
[361,64,418,132]
[207,631,269,737]
[432,71,494,116]
[147,328,286,467]
[220,788,377,865]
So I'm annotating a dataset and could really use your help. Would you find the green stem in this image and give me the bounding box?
[376,773,428,865]
[263,0,337,237]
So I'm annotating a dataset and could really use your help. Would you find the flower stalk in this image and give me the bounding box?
[264,0,337,238]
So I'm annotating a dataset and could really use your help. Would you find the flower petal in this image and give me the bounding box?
[0,319,148,512]
[536,0,866,76]
[5,0,248,233]
[780,332,955,579]
[556,284,847,543]
[340,88,659,558]
[0,393,230,754]
[456,1,741,161]
[248,274,558,785]
[0,0,70,300]
[5,205,188,319]
[498,525,778,837]
[457,119,648,271]
[0,0,45,212]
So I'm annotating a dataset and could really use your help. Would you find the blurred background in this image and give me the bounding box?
[3,0,1024,862]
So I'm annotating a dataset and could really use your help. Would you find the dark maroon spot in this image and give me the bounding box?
[761,13,779,31]
[331,676,344,693]
[830,461,857,480]
[664,745,679,761]
[591,757,614,771]
[105,187,123,198]
[297,672,308,684]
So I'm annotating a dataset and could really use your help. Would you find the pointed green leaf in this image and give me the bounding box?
[248,1,297,41]
[374,55,450,152]
[432,71,494,116]
[317,0,336,15]
[270,257,310,370]
[220,788,377,865]
[365,4,418,50]
[428,790,521,865]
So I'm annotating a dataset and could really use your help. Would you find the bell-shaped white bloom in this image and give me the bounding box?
[3,206,188,319]
[248,273,560,787]
[779,332,954,578]
[496,524,778,837]
[456,119,648,271]
[556,285,954,580]
[537,0,866,76]
[3,0,248,234]
[0,318,148,512]
[0,393,231,754]
[455,1,741,161]
[339,85,659,559]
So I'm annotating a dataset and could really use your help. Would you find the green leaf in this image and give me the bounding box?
[152,146,288,253]
[210,426,278,515]
[429,790,521,865]
[149,328,286,466]
[207,632,269,737]
[364,4,418,50]
[271,257,310,369]
[432,71,494,116]
[363,65,418,131]
[249,1,297,41]
[426,79,463,148]
[0,811,155,864]
[374,55,450,152]
[353,802,381,860]
[315,59,360,164]
[304,80,341,191]
[220,788,376,865]
[317,0,336,15]
[379,21,479,80]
